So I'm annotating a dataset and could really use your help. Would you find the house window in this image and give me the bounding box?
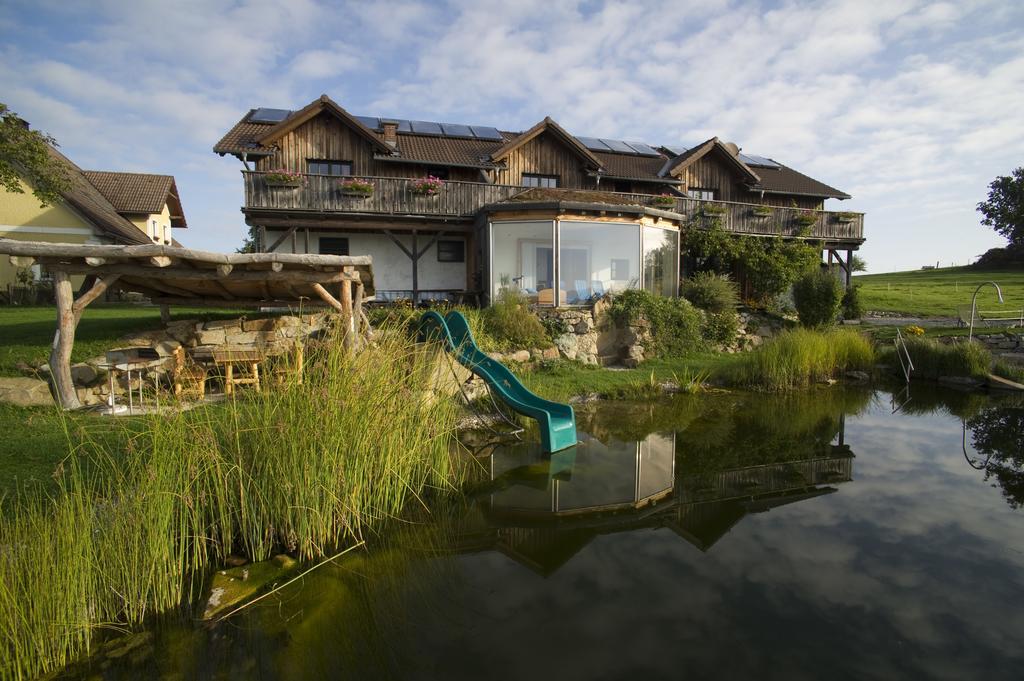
[686,187,715,200]
[522,173,559,188]
[437,240,465,263]
[318,237,349,256]
[308,160,352,176]
[611,258,631,280]
[612,180,632,193]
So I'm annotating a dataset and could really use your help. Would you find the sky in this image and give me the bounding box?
[1,0,1022,274]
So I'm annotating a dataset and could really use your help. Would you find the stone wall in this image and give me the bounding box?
[940,331,1024,365]
[32,314,328,407]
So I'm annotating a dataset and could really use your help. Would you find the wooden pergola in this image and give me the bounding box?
[0,239,374,409]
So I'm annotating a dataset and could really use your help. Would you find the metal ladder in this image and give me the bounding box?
[892,327,914,413]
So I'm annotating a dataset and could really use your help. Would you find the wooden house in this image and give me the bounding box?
[214,94,862,305]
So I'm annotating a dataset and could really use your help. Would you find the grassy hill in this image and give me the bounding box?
[854,266,1024,318]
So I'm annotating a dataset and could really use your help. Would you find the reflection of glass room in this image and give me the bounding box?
[487,218,680,306]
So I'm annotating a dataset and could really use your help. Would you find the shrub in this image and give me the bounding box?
[702,310,740,346]
[727,328,875,390]
[842,283,864,320]
[482,287,550,350]
[792,269,842,328]
[606,289,704,357]
[681,271,739,313]
[904,324,925,336]
[903,337,991,379]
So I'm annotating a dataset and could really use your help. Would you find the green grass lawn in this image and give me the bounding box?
[521,353,739,403]
[854,266,1024,318]
[0,304,250,376]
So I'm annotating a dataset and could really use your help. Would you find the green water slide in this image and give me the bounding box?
[419,311,577,452]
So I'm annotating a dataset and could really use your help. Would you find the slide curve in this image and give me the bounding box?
[419,311,577,452]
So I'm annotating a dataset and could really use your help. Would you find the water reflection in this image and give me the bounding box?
[62,387,1024,681]
[475,423,854,574]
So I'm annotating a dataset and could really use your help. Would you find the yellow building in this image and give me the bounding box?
[0,146,187,292]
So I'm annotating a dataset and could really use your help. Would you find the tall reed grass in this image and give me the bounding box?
[727,328,876,391]
[0,330,463,681]
[902,337,992,380]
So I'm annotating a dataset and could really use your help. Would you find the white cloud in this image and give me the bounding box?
[0,0,1021,265]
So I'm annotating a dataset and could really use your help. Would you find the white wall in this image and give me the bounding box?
[263,229,466,291]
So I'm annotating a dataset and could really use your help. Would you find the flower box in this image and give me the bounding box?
[834,212,858,223]
[700,203,728,217]
[410,175,445,196]
[792,212,818,227]
[650,194,677,207]
[339,179,374,197]
[263,170,305,188]
[751,206,773,218]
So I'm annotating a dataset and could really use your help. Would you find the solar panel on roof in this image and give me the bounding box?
[250,108,291,123]
[410,120,443,135]
[396,119,412,132]
[354,115,381,130]
[624,141,661,157]
[739,153,781,168]
[661,145,685,157]
[577,136,612,151]
[470,126,502,140]
[441,122,474,138]
[600,138,637,153]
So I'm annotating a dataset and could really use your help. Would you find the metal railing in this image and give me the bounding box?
[242,172,865,242]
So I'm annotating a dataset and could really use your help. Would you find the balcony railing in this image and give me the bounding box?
[243,172,864,242]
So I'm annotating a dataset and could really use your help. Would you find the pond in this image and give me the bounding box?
[63,386,1024,680]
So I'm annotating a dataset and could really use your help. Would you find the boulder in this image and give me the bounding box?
[845,370,870,382]
[153,340,182,357]
[542,347,560,361]
[508,350,531,363]
[165,319,198,343]
[554,333,579,360]
[225,331,258,345]
[70,363,99,386]
[196,328,226,345]
[202,319,242,331]
[243,318,278,332]
[0,377,53,406]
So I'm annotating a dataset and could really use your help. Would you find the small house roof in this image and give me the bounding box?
[490,116,604,170]
[83,171,187,228]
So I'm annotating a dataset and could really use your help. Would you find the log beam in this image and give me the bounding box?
[54,263,359,283]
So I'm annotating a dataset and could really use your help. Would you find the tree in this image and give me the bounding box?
[0,103,72,206]
[977,167,1024,247]
[851,254,867,272]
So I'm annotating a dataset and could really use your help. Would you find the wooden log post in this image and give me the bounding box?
[340,278,354,348]
[49,271,121,409]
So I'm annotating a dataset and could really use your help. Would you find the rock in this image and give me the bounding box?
[623,357,641,369]
[70,363,98,386]
[202,556,300,620]
[196,328,226,345]
[243,318,278,332]
[202,319,242,331]
[165,319,198,343]
[542,347,560,361]
[845,370,870,382]
[0,377,53,406]
[573,320,590,334]
[225,331,258,345]
[153,340,182,357]
[554,333,579,360]
[937,375,984,391]
[756,325,773,337]
[508,350,531,363]
[626,344,645,361]
[486,352,504,362]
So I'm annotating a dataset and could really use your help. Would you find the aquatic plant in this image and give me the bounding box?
[727,328,875,390]
[0,330,463,680]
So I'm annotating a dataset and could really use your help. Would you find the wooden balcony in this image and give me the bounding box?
[242,172,864,242]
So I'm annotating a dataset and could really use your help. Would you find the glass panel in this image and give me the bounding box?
[490,221,554,305]
[643,226,679,297]
[558,221,640,306]
[637,432,675,501]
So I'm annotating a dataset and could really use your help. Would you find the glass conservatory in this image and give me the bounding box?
[488,219,679,306]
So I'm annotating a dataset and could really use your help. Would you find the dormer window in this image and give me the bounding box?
[523,173,559,188]
[308,160,352,176]
[686,188,715,200]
